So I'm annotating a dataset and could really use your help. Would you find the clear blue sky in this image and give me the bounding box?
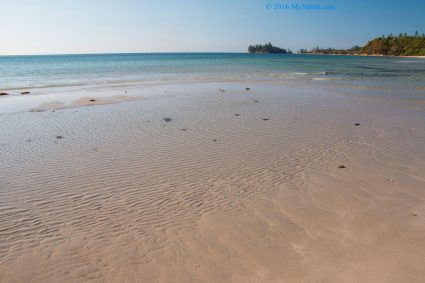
[0,0,424,55]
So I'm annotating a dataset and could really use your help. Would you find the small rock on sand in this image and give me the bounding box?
[245,88,251,91]
[89,99,96,102]
[21,92,31,95]
[262,118,269,121]
[254,100,259,103]
[213,139,217,142]
[163,117,173,122]
[235,114,240,116]
[219,89,225,93]
[338,165,346,169]
[56,135,64,139]
[354,123,361,126]
[181,128,187,131]
[0,92,9,96]
[411,212,418,216]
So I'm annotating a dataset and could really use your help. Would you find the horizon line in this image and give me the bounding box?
[0,51,254,57]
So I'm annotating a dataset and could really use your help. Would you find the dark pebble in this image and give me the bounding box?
[338,165,346,169]
[21,91,31,95]
[245,88,251,91]
[89,99,96,102]
[262,118,269,121]
[355,123,361,126]
[163,117,173,122]
[56,135,64,139]
[0,92,9,96]
[235,114,240,116]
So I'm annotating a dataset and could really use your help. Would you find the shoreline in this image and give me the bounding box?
[296,52,425,58]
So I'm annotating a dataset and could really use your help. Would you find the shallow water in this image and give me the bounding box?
[1,53,424,98]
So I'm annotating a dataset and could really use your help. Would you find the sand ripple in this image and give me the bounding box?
[1,83,424,282]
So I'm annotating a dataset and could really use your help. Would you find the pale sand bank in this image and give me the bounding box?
[0,82,424,282]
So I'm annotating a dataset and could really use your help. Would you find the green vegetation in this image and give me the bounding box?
[299,46,361,55]
[248,43,289,54]
[295,32,425,56]
[362,32,425,56]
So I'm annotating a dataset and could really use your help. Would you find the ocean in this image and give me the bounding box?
[1,53,424,98]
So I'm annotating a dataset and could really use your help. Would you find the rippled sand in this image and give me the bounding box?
[1,82,424,282]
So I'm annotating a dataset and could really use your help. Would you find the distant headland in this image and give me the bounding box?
[248,43,291,54]
[249,32,425,56]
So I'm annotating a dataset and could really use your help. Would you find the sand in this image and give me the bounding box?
[1,82,424,282]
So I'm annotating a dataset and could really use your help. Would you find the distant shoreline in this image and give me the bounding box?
[295,53,425,58]
[250,34,425,57]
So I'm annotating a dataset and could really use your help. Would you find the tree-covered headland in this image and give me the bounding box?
[249,32,425,56]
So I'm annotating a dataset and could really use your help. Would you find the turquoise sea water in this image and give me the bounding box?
[0,53,424,97]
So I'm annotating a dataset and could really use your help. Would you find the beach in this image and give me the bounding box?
[1,55,425,282]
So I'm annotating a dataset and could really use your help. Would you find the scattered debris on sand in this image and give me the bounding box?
[219,89,225,93]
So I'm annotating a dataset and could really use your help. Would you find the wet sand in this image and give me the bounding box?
[1,82,424,282]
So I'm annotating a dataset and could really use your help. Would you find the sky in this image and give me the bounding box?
[0,0,424,55]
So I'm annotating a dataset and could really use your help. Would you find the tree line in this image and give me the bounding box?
[248,43,290,54]
[249,32,425,56]
[361,32,425,56]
